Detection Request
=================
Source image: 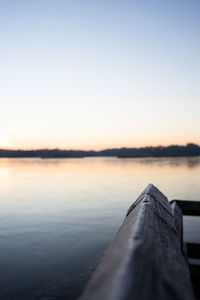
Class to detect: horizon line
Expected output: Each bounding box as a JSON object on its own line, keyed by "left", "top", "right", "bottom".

{"left": 0, "top": 142, "right": 199, "bottom": 152}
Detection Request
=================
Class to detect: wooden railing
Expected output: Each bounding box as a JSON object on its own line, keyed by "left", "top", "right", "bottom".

{"left": 79, "top": 184, "right": 196, "bottom": 300}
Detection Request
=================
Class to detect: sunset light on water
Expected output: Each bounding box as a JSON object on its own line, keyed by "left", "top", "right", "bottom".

{"left": 0, "top": 0, "right": 199, "bottom": 299}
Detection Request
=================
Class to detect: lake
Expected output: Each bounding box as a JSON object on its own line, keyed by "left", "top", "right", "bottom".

{"left": 0, "top": 157, "right": 200, "bottom": 300}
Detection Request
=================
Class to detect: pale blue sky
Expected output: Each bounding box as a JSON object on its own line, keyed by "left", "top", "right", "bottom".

{"left": 0, "top": 0, "right": 199, "bottom": 149}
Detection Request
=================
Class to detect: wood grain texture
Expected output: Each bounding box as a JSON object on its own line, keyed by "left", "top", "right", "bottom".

{"left": 79, "top": 184, "right": 194, "bottom": 300}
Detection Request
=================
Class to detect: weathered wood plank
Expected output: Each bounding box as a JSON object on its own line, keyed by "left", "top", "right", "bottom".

{"left": 171, "top": 199, "right": 200, "bottom": 299}
{"left": 170, "top": 200, "right": 200, "bottom": 216}
{"left": 79, "top": 184, "right": 194, "bottom": 300}
{"left": 170, "top": 200, "right": 183, "bottom": 248}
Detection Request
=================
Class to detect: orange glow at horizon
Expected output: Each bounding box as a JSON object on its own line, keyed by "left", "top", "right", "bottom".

{"left": 2, "top": 137, "right": 200, "bottom": 151}
{"left": 0, "top": 0, "right": 199, "bottom": 157}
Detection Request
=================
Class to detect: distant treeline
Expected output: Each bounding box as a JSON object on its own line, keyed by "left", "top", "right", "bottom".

{"left": 0, "top": 143, "right": 200, "bottom": 158}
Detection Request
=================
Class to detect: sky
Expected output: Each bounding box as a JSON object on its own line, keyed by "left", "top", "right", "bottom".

{"left": 0, "top": 0, "right": 199, "bottom": 150}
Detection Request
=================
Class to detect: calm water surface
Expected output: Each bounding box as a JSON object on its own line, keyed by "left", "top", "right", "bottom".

{"left": 0, "top": 157, "right": 200, "bottom": 300}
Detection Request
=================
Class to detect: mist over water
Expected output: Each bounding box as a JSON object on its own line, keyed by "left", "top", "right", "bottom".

{"left": 0, "top": 157, "right": 200, "bottom": 299}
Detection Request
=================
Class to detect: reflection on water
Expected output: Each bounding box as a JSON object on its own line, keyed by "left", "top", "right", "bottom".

{"left": 0, "top": 157, "right": 200, "bottom": 299}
